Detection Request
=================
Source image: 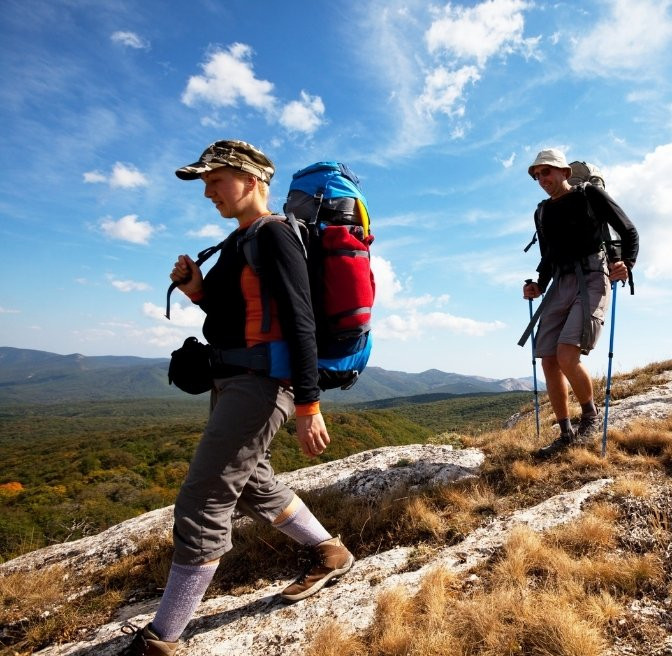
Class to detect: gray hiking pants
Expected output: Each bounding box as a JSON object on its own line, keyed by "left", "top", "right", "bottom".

{"left": 173, "top": 374, "right": 296, "bottom": 565}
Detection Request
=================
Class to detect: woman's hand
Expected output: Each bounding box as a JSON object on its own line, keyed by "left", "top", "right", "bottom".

{"left": 295, "top": 413, "right": 331, "bottom": 458}
{"left": 170, "top": 254, "right": 203, "bottom": 297}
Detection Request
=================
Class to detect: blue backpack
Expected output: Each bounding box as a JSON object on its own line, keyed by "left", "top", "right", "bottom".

{"left": 166, "top": 162, "right": 375, "bottom": 392}
{"left": 241, "top": 162, "right": 375, "bottom": 390}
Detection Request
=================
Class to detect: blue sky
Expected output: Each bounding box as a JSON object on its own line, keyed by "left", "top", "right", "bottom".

{"left": 2, "top": 0, "right": 671, "bottom": 380}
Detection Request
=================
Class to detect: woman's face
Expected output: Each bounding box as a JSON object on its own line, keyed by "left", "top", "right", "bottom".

{"left": 202, "top": 167, "right": 250, "bottom": 218}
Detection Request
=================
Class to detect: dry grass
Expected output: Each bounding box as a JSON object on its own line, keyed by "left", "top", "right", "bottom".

{"left": 314, "top": 518, "right": 664, "bottom": 656}
{"left": 2, "top": 361, "right": 672, "bottom": 655}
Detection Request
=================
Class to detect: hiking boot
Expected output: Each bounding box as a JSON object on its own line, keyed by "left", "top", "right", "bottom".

{"left": 534, "top": 429, "right": 576, "bottom": 459}
{"left": 118, "top": 623, "right": 179, "bottom": 656}
{"left": 575, "top": 409, "right": 602, "bottom": 443}
{"left": 280, "top": 535, "right": 355, "bottom": 602}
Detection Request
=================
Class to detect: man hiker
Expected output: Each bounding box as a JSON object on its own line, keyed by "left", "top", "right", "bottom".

{"left": 522, "top": 148, "right": 638, "bottom": 459}
{"left": 119, "top": 140, "right": 354, "bottom": 656}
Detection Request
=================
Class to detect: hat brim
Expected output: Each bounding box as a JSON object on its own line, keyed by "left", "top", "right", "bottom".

{"left": 175, "top": 161, "right": 227, "bottom": 180}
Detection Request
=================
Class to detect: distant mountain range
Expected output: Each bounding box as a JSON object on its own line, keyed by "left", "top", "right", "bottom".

{"left": 0, "top": 347, "right": 543, "bottom": 405}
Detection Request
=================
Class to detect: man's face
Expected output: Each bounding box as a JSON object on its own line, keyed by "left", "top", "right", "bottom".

{"left": 531, "top": 165, "right": 568, "bottom": 199}
{"left": 201, "top": 167, "right": 249, "bottom": 218}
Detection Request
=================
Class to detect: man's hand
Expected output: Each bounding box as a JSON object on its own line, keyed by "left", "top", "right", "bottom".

{"left": 523, "top": 281, "right": 542, "bottom": 299}
{"left": 608, "top": 260, "right": 629, "bottom": 282}
{"left": 296, "top": 413, "right": 331, "bottom": 458}
{"left": 170, "top": 254, "right": 203, "bottom": 297}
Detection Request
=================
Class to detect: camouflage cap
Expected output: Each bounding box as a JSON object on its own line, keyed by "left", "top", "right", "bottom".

{"left": 175, "top": 139, "right": 275, "bottom": 183}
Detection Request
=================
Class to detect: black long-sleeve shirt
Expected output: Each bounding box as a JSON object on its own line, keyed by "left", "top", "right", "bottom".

{"left": 535, "top": 184, "right": 639, "bottom": 291}
{"left": 196, "top": 220, "right": 319, "bottom": 406}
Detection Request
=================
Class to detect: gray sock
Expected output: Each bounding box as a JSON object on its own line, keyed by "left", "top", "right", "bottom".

{"left": 151, "top": 561, "right": 218, "bottom": 642}
{"left": 581, "top": 400, "right": 597, "bottom": 417}
{"left": 274, "top": 499, "right": 331, "bottom": 546}
{"left": 559, "top": 417, "right": 572, "bottom": 434}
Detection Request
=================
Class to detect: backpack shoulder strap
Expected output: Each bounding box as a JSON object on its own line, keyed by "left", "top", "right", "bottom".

{"left": 165, "top": 233, "right": 234, "bottom": 320}
{"left": 524, "top": 199, "right": 546, "bottom": 253}
{"left": 238, "top": 214, "right": 308, "bottom": 333}
{"left": 239, "top": 214, "right": 306, "bottom": 274}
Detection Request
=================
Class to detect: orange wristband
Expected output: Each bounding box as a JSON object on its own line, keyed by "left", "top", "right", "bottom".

{"left": 295, "top": 401, "right": 320, "bottom": 417}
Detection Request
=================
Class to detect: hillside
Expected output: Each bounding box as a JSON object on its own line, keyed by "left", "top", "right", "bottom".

{"left": 1, "top": 360, "right": 671, "bottom": 656}
{"left": 0, "top": 347, "right": 542, "bottom": 405}
{"left": 0, "top": 391, "right": 529, "bottom": 560}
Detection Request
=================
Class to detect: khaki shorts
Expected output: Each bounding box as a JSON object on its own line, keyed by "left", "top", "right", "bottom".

{"left": 535, "top": 253, "right": 610, "bottom": 358}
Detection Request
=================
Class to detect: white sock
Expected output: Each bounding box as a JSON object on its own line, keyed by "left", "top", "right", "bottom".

{"left": 151, "top": 561, "right": 218, "bottom": 642}
{"left": 274, "top": 499, "right": 331, "bottom": 546}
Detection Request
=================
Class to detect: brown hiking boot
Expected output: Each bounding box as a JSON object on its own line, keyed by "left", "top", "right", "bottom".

{"left": 119, "top": 623, "right": 179, "bottom": 656}
{"left": 280, "top": 535, "right": 355, "bottom": 602}
{"left": 575, "top": 408, "right": 602, "bottom": 443}
{"left": 534, "top": 429, "right": 576, "bottom": 459}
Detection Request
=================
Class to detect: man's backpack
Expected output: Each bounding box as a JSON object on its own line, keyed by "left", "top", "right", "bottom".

{"left": 567, "top": 160, "right": 605, "bottom": 189}
{"left": 165, "top": 161, "right": 375, "bottom": 392}
{"left": 567, "top": 160, "right": 622, "bottom": 263}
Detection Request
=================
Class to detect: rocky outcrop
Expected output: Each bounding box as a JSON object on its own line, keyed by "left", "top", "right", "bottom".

{"left": 34, "top": 479, "right": 613, "bottom": 656}
{"left": 606, "top": 371, "right": 672, "bottom": 429}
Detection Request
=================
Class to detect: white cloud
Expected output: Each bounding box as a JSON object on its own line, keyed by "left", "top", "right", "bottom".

{"left": 143, "top": 301, "right": 204, "bottom": 328}
{"left": 279, "top": 91, "right": 325, "bottom": 134}
{"left": 109, "top": 278, "right": 151, "bottom": 292}
{"left": 416, "top": 65, "right": 480, "bottom": 117}
{"left": 426, "top": 0, "right": 537, "bottom": 66}
{"left": 181, "top": 45, "right": 326, "bottom": 134}
{"left": 413, "top": 0, "right": 537, "bottom": 126}
{"left": 111, "top": 31, "right": 150, "bottom": 49}
{"left": 372, "top": 255, "right": 450, "bottom": 310}
{"left": 370, "top": 255, "right": 500, "bottom": 340}
{"left": 99, "top": 214, "right": 161, "bottom": 245}
{"left": 375, "top": 310, "right": 505, "bottom": 340}
{"left": 83, "top": 162, "right": 148, "bottom": 188}
{"left": 500, "top": 152, "right": 516, "bottom": 168}
{"left": 187, "top": 224, "right": 229, "bottom": 240}
{"left": 110, "top": 163, "right": 149, "bottom": 188}
{"left": 143, "top": 325, "right": 194, "bottom": 348}
{"left": 605, "top": 143, "right": 672, "bottom": 279}
{"left": 182, "top": 43, "right": 276, "bottom": 111}
{"left": 83, "top": 170, "right": 107, "bottom": 184}
{"left": 0, "top": 306, "right": 20, "bottom": 314}
{"left": 570, "top": 0, "right": 672, "bottom": 76}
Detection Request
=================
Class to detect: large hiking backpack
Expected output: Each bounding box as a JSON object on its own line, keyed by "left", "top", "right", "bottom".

{"left": 567, "top": 160, "right": 605, "bottom": 189}
{"left": 243, "top": 161, "right": 375, "bottom": 390}
{"left": 165, "top": 161, "right": 375, "bottom": 392}
{"left": 567, "top": 160, "right": 622, "bottom": 263}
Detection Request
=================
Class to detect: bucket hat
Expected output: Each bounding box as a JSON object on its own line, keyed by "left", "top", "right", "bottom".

{"left": 528, "top": 149, "right": 572, "bottom": 179}
{"left": 176, "top": 140, "right": 275, "bottom": 183}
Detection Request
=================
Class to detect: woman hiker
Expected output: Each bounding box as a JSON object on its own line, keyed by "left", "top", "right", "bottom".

{"left": 120, "top": 140, "right": 354, "bottom": 656}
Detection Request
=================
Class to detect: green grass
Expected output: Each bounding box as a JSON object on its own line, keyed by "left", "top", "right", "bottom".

{"left": 0, "top": 392, "right": 531, "bottom": 562}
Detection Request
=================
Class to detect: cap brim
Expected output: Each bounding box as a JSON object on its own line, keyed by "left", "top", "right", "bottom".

{"left": 175, "top": 162, "right": 226, "bottom": 180}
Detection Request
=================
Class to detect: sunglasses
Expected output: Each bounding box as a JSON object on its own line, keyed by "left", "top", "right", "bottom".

{"left": 532, "top": 167, "right": 553, "bottom": 181}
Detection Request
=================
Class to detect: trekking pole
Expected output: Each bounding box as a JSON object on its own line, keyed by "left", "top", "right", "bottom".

{"left": 601, "top": 281, "right": 618, "bottom": 457}
{"left": 525, "top": 279, "right": 541, "bottom": 440}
